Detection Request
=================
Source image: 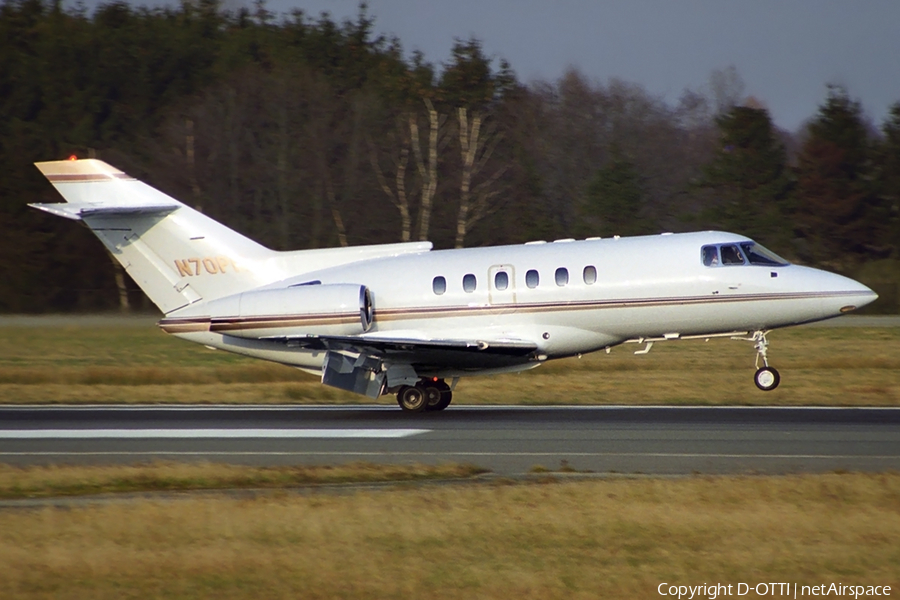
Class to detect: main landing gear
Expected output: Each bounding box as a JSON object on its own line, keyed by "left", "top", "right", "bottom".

{"left": 745, "top": 330, "right": 780, "bottom": 391}
{"left": 396, "top": 378, "right": 453, "bottom": 413}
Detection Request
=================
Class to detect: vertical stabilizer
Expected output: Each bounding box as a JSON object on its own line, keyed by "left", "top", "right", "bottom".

{"left": 32, "top": 159, "right": 274, "bottom": 314}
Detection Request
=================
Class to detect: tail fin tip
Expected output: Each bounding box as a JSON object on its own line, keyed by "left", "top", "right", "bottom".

{"left": 34, "top": 158, "right": 135, "bottom": 183}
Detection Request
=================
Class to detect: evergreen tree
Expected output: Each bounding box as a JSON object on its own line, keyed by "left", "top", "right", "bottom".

{"left": 794, "top": 85, "right": 882, "bottom": 265}
{"left": 874, "top": 102, "right": 900, "bottom": 258}
{"left": 583, "top": 147, "right": 645, "bottom": 237}
{"left": 696, "top": 104, "right": 793, "bottom": 245}
{"left": 438, "top": 37, "right": 497, "bottom": 110}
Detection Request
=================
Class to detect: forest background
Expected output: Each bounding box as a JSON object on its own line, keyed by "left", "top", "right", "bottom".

{"left": 1, "top": 0, "right": 898, "bottom": 313}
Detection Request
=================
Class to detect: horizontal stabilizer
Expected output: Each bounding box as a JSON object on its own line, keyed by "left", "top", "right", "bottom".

{"left": 32, "top": 159, "right": 186, "bottom": 217}
{"left": 28, "top": 201, "right": 179, "bottom": 221}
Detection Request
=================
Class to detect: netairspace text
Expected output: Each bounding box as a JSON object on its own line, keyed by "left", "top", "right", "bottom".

{"left": 658, "top": 582, "right": 892, "bottom": 599}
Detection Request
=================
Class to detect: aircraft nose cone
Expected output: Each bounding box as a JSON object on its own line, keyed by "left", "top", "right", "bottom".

{"left": 789, "top": 266, "right": 880, "bottom": 323}
{"left": 830, "top": 273, "right": 878, "bottom": 313}
{"left": 849, "top": 282, "right": 879, "bottom": 312}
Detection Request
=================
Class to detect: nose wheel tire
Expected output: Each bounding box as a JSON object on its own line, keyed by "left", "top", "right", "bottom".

{"left": 754, "top": 366, "right": 780, "bottom": 391}
{"left": 397, "top": 385, "right": 427, "bottom": 412}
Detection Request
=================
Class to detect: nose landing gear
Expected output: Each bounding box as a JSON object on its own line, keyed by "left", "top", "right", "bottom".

{"left": 396, "top": 378, "right": 453, "bottom": 412}
{"left": 747, "top": 330, "right": 780, "bottom": 391}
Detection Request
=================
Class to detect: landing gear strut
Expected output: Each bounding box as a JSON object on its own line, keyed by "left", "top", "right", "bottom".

{"left": 747, "top": 330, "right": 780, "bottom": 391}
{"left": 395, "top": 378, "right": 453, "bottom": 412}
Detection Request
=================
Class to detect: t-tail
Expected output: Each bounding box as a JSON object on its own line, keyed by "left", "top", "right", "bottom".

{"left": 32, "top": 159, "right": 274, "bottom": 314}
{"left": 32, "top": 159, "right": 432, "bottom": 315}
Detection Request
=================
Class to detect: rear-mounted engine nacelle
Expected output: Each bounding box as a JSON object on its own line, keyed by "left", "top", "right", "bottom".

{"left": 200, "top": 283, "right": 374, "bottom": 338}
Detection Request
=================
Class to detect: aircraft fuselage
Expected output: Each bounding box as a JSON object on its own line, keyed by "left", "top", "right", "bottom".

{"left": 163, "top": 231, "right": 874, "bottom": 376}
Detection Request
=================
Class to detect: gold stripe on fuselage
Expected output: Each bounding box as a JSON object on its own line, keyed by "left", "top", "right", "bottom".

{"left": 157, "top": 290, "right": 870, "bottom": 334}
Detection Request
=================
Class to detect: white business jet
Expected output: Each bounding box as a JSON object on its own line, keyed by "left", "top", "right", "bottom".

{"left": 31, "top": 158, "right": 877, "bottom": 411}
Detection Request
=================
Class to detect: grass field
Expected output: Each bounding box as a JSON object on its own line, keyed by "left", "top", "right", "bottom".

{"left": 0, "top": 320, "right": 897, "bottom": 405}
{"left": 0, "top": 472, "right": 897, "bottom": 599}
{"left": 0, "top": 462, "right": 489, "bottom": 500}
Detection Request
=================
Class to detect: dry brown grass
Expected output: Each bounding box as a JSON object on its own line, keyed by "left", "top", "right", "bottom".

{"left": 0, "top": 462, "right": 489, "bottom": 499}
{"left": 0, "top": 473, "right": 897, "bottom": 599}
{"left": 1, "top": 324, "right": 898, "bottom": 405}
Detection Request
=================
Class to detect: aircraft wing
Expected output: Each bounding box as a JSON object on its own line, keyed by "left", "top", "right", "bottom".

{"left": 264, "top": 333, "right": 539, "bottom": 358}
{"left": 262, "top": 334, "right": 539, "bottom": 375}
{"left": 259, "top": 334, "right": 538, "bottom": 398}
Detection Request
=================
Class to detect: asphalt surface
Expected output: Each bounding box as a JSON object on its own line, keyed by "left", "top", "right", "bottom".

{"left": 1, "top": 405, "right": 898, "bottom": 475}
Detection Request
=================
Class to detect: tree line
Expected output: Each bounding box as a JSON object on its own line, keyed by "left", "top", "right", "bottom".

{"left": 1, "top": 0, "right": 898, "bottom": 312}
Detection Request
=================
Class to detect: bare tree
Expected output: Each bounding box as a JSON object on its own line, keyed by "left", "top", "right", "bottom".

{"left": 368, "top": 117, "right": 415, "bottom": 242}
{"left": 410, "top": 98, "right": 444, "bottom": 241}
{"left": 368, "top": 98, "right": 447, "bottom": 243}
{"left": 455, "top": 107, "right": 507, "bottom": 248}
{"left": 530, "top": 70, "right": 609, "bottom": 234}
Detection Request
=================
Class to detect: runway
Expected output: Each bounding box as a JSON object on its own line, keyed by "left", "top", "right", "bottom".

{"left": 1, "top": 405, "right": 898, "bottom": 475}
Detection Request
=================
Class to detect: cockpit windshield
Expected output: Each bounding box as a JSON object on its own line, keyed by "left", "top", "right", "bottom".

{"left": 739, "top": 242, "right": 789, "bottom": 266}
{"left": 701, "top": 242, "right": 789, "bottom": 267}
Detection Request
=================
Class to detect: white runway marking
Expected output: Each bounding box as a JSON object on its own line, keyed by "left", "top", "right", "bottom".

{"left": 0, "top": 429, "right": 430, "bottom": 440}
{"left": 0, "top": 451, "right": 896, "bottom": 460}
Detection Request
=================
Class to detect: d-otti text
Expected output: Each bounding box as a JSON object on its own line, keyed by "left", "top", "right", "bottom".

{"left": 658, "top": 582, "right": 891, "bottom": 599}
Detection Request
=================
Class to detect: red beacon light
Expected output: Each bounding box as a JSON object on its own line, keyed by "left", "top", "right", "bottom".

{"left": 68, "top": 155, "right": 78, "bottom": 161}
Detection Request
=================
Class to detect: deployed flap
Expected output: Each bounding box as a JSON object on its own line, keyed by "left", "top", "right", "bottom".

{"left": 322, "top": 352, "right": 385, "bottom": 398}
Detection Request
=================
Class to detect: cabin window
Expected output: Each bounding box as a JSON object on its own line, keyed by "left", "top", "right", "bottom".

{"left": 494, "top": 271, "right": 509, "bottom": 291}
{"left": 555, "top": 267, "right": 569, "bottom": 286}
{"left": 583, "top": 265, "right": 597, "bottom": 284}
{"left": 720, "top": 244, "right": 745, "bottom": 265}
{"left": 463, "top": 273, "right": 477, "bottom": 293}
{"left": 432, "top": 276, "right": 446, "bottom": 295}
{"left": 526, "top": 269, "right": 539, "bottom": 289}
{"left": 701, "top": 245, "right": 719, "bottom": 266}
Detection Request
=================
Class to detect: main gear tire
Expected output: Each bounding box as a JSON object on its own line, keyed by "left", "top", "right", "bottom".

{"left": 397, "top": 385, "right": 427, "bottom": 412}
